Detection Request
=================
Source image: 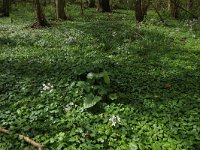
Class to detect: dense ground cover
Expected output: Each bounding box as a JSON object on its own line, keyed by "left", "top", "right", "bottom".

{"left": 0, "top": 3, "right": 200, "bottom": 150}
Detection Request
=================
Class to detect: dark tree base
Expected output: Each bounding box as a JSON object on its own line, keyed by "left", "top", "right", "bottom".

{"left": 0, "top": 13, "right": 9, "bottom": 17}
{"left": 101, "top": 0, "right": 111, "bottom": 12}
{"left": 31, "top": 21, "right": 50, "bottom": 29}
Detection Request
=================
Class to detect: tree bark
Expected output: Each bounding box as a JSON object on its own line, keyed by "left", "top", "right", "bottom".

{"left": 2, "top": 0, "right": 10, "bottom": 17}
{"left": 33, "top": 0, "right": 48, "bottom": 27}
{"left": 187, "top": 0, "right": 193, "bottom": 10}
{"left": 55, "top": 0, "right": 67, "bottom": 20}
{"left": 170, "top": 0, "right": 179, "bottom": 18}
{"left": 88, "top": 0, "right": 95, "bottom": 7}
{"left": 96, "top": 0, "right": 102, "bottom": 11}
{"left": 135, "top": 0, "right": 149, "bottom": 22}
{"left": 101, "top": 0, "right": 111, "bottom": 12}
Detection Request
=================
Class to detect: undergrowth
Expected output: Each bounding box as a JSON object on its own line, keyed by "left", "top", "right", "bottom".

{"left": 0, "top": 3, "right": 200, "bottom": 150}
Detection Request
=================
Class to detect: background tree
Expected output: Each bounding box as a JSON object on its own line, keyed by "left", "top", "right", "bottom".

{"left": 101, "top": 0, "right": 111, "bottom": 12}
{"left": 170, "top": 0, "right": 179, "bottom": 18}
{"left": 55, "top": 0, "right": 67, "bottom": 20}
{"left": 33, "top": 0, "right": 48, "bottom": 27}
{"left": 88, "top": 0, "right": 95, "bottom": 7}
{"left": 187, "top": 0, "right": 193, "bottom": 11}
{"left": 1, "top": 0, "right": 10, "bottom": 17}
{"left": 96, "top": 0, "right": 102, "bottom": 11}
{"left": 135, "top": 0, "right": 149, "bottom": 22}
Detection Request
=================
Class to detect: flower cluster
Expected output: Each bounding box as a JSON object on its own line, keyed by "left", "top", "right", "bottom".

{"left": 66, "top": 36, "right": 76, "bottom": 44}
{"left": 42, "top": 83, "right": 54, "bottom": 93}
{"left": 109, "top": 115, "right": 121, "bottom": 126}
{"left": 112, "top": 31, "right": 117, "bottom": 37}
{"left": 184, "top": 18, "right": 200, "bottom": 27}
{"left": 64, "top": 102, "right": 77, "bottom": 112}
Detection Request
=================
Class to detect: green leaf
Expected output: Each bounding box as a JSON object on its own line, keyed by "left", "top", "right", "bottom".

{"left": 83, "top": 94, "right": 102, "bottom": 109}
{"left": 96, "top": 72, "right": 104, "bottom": 78}
{"left": 77, "top": 81, "right": 90, "bottom": 92}
{"left": 77, "top": 81, "right": 86, "bottom": 87}
{"left": 108, "top": 93, "right": 117, "bottom": 100}
{"left": 129, "top": 142, "right": 138, "bottom": 150}
{"left": 103, "top": 71, "right": 110, "bottom": 86}
{"left": 152, "top": 142, "right": 161, "bottom": 150}
{"left": 98, "top": 86, "right": 108, "bottom": 95}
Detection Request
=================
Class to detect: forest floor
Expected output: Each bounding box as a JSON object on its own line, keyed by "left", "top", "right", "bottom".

{"left": 0, "top": 3, "right": 200, "bottom": 150}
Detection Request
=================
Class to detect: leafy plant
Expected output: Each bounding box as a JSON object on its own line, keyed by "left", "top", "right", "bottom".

{"left": 77, "top": 71, "right": 117, "bottom": 109}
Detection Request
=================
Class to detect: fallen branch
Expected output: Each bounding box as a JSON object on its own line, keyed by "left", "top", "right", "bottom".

{"left": 134, "top": 31, "right": 145, "bottom": 40}
{"left": 0, "top": 128, "right": 43, "bottom": 150}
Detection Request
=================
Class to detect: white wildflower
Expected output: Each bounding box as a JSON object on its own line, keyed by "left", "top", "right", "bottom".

{"left": 64, "top": 102, "right": 76, "bottom": 112}
{"left": 112, "top": 32, "right": 117, "bottom": 37}
{"left": 42, "top": 83, "right": 54, "bottom": 93}
{"left": 109, "top": 115, "right": 121, "bottom": 126}
{"left": 64, "top": 105, "right": 71, "bottom": 112}
{"left": 66, "top": 36, "right": 76, "bottom": 44}
{"left": 69, "top": 102, "right": 74, "bottom": 106}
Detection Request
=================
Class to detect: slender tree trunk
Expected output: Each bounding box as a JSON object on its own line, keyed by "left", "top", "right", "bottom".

{"left": 135, "top": 0, "right": 149, "bottom": 22}
{"left": 170, "top": 0, "right": 179, "bottom": 18}
{"left": 88, "top": 0, "right": 95, "bottom": 7}
{"left": 33, "top": 0, "right": 48, "bottom": 27}
{"left": 55, "top": 0, "right": 67, "bottom": 20}
{"left": 80, "top": 0, "right": 84, "bottom": 15}
{"left": 156, "top": 0, "right": 162, "bottom": 11}
{"left": 2, "top": 0, "right": 10, "bottom": 17}
{"left": 96, "top": 0, "right": 102, "bottom": 11}
{"left": 168, "top": 0, "right": 171, "bottom": 11}
{"left": 101, "top": 0, "right": 111, "bottom": 12}
{"left": 187, "top": 0, "right": 193, "bottom": 10}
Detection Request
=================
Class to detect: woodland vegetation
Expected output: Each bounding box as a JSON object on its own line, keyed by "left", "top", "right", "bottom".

{"left": 0, "top": 0, "right": 200, "bottom": 149}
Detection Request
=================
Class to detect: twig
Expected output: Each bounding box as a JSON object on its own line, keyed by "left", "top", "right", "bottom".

{"left": 134, "top": 31, "right": 145, "bottom": 40}
{"left": 0, "top": 127, "right": 43, "bottom": 150}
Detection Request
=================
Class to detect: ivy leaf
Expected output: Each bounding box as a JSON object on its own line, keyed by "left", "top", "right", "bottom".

{"left": 108, "top": 93, "right": 117, "bottom": 100}
{"left": 152, "top": 142, "right": 161, "bottom": 150}
{"left": 103, "top": 71, "right": 110, "bottom": 86}
{"left": 77, "top": 81, "right": 85, "bottom": 87}
{"left": 77, "top": 81, "right": 90, "bottom": 92}
{"left": 129, "top": 142, "right": 138, "bottom": 150}
{"left": 83, "top": 94, "right": 102, "bottom": 109}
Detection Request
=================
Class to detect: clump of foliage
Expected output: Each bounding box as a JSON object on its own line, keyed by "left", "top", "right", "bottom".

{"left": 76, "top": 71, "right": 117, "bottom": 109}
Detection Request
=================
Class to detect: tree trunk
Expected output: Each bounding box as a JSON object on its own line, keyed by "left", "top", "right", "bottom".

{"left": 80, "top": 0, "right": 84, "bottom": 15}
{"left": 170, "top": 0, "right": 179, "bottom": 18}
{"left": 55, "top": 0, "right": 67, "bottom": 20}
{"left": 101, "top": 0, "right": 111, "bottom": 12}
{"left": 135, "top": 0, "right": 149, "bottom": 22}
{"left": 2, "top": 0, "right": 10, "bottom": 17}
{"left": 96, "top": 0, "right": 102, "bottom": 11}
{"left": 33, "top": 0, "right": 48, "bottom": 27}
{"left": 88, "top": 0, "right": 95, "bottom": 7}
{"left": 168, "top": 0, "right": 171, "bottom": 11}
{"left": 187, "top": 0, "right": 193, "bottom": 10}
{"left": 156, "top": 0, "right": 162, "bottom": 11}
